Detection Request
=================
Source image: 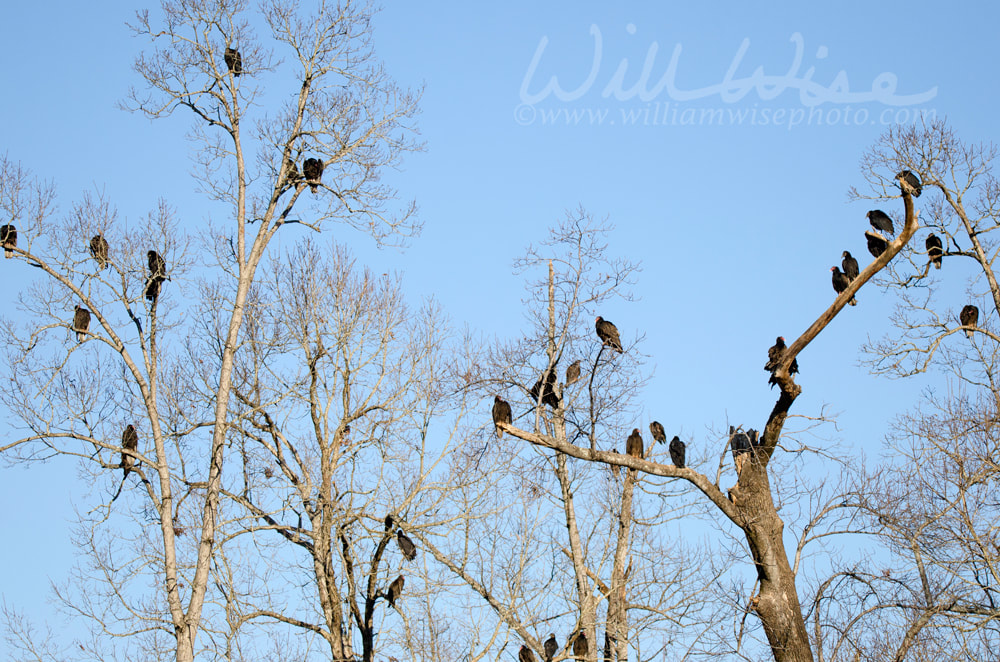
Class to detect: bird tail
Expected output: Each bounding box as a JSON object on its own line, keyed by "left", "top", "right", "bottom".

{"left": 4, "top": 249, "right": 10, "bottom": 258}
{"left": 310, "top": 184, "right": 318, "bottom": 194}
{"left": 965, "top": 328, "right": 974, "bottom": 339}
{"left": 935, "top": 261, "right": 941, "bottom": 269}
{"left": 849, "top": 296, "right": 857, "bottom": 306}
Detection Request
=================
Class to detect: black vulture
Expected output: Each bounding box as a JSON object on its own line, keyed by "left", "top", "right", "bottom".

{"left": 90, "top": 234, "right": 109, "bottom": 269}
{"left": 595, "top": 316, "right": 623, "bottom": 353}
{"left": 384, "top": 514, "right": 393, "bottom": 531}
{"left": 842, "top": 250, "right": 859, "bottom": 281}
{"left": 626, "top": 428, "right": 643, "bottom": 458}
{"left": 519, "top": 645, "right": 537, "bottom": 662}
{"left": 303, "top": 158, "right": 324, "bottom": 193}
{"left": 960, "top": 304, "right": 979, "bottom": 339}
{"left": 669, "top": 436, "right": 686, "bottom": 468}
{"left": 146, "top": 250, "right": 167, "bottom": 302}
{"left": 544, "top": 634, "right": 557, "bottom": 661}
{"left": 865, "top": 230, "right": 888, "bottom": 258}
{"left": 573, "top": 631, "right": 588, "bottom": 659}
{"left": 867, "top": 210, "right": 894, "bottom": 235}
{"left": 397, "top": 529, "right": 417, "bottom": 561}
{"left": 492, "top": 395, "right": 512, "bottom": 438}
{"left": 898, "top": 170, "right": 922, "bottom": 197}
{"left": 121, "top": 424, "right": 138, "bottom": 478}
{"left": 530, "top": 370, "right": 560, "bottom": 409}
{"left": 926, "top": 233, "right": 943, "bottom": 269}
{"left": 224, "top": 47, "right": 242, "bottom": 75}
{"left": 649, "top": 420, "right": 666, "bottom": 444}
{"left": 1, "top": 224, "right": 16, "bottom": 258}
{"left": 565, "top": 360, "right": 581, "bottom": 386}
{"left": 831, "top": 266, "right": 856, "bottom": 305}
{"left": 386, "top": 575, "right": 404, "bottom": 608}
{"left": 764, "top": 336, "right": 799, "bottom": 388}
{"left": 73, "top": 305, "right": 91, "bottom": 342}
{"left": 729, "top": 426, "right": 751, "bottom": 460}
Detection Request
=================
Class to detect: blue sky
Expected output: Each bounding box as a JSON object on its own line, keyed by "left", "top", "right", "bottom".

{"left": 1, "top": 0, "right": 997, "bottom": 648}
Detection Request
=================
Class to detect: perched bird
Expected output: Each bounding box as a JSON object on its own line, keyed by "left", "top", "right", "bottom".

{"left": 121, "top": 424, "right": 138, "bottom": 478}
{"left": 384, "top": 514, "right": 393, "bottom": 531}
{"left": 831, "top": 267, "right": 856, "bottom": 305}
{"left": 764, "top": 336, "right": 799, "bottom": 388}
{"left": 669, "top": 436, "right": 686, "bottom": 468}
{"left": 492, "top": 395, "right": 512, "bottom": 438}
{"left": 573, "top": 631, "right": 588, "bottom": 659}
{"left": 224, "top": 47, "right": 242, "bottom": 75}
{"left": 565, "top": 360, "right": 581, "bottom": 386}
{"left": 926, "top": 233, "right": 943, "bottom": 269}
{"left": 146, "top": 250, "right": 167, "bottom": 302}
{"left": 1, "top": 224, "right": 16, "bottom": 258}
{"left": 530, "top": 370, "right": 560, "bottom": 409}
{"left": 960, "top": 304, "right": 979, "bottom": 339}
{"left": 626, "top": 428, "right": 643, "bottom": 458}
{"left": 898, "top": 170, "right": 922, "bottom": 197}
{"left": 544, "top": 634, "right": 558, "bottom": 661}
{"left": 90, "top": 234, "right": 109, "bottom": 269}
{"left": 867, "top": 209, "right": 894, "bottom": 235}
{"left": 73, "top": 305, "right": 91, "bottom": 342}
{"left": 841, "top": 251, "right": 859, "bottom": 281}
{"left": 386, "top": 575, "right": 404, "bottom": 608}
{"left": 303, "top": 158, "right": 324, "bottom": 193}
{"left": 649, "top": 421, "right": 666, "bottom": 445}
{"left": 519, "top": 645, "right": 537, "bottom": 662}
{"left": 595, "top": 316, "right": 623, "bottom": 353}
{"left": 397, "top": 529, "right": 417, "bottom": 561}
{"left": 865, "top": 230, "right": 889, "bottom": 258}
{"left": 730, "top": 426, "right": 751, "bottom": 460}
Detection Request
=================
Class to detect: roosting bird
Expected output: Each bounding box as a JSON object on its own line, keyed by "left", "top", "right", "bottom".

{"left": 764, "top": 336, "right": 799, "bottom": 387}
{"left": 121, "top": 424, "right": 138, "bottom": 478}
{"left": 669, "top": 435, "right": 686, "bottom": 468}
{"left": 544, "top": 634, "right": 558, "bottom": 661}
{"left": 386, "top": 575, "right": 404, "bottom": 608}
{"left": 224, "top": 47, "right": 242, "bottom": 75}
{"left": 747, "top": 429, "right": 760, "bottom": 448}
{"left": 626, "top": 428, "right": 643, "bottom": 458}
{"left": 565, "top": 360, "right": 581, "bottom": 386}
{"left": 867, "top": 209, "right": 894, "bottom": 235}
{"left": 519, "top": 645, "right": 537, "bottom": 662}
{"left": 384, "top": 514, "right": 394, "bottom": 531}
{"left": 729, "top": 426, "right": 751, "bottom": 461}
{"left": 530, "top": 370, "right": 560, "bottom": 409}
{"left": 830, "top": 266, "right": 856, "bottom": 305}
{"left": 595, "top": 316, "right": 623, "bottom": 353}
{"left": 898, "top": 170, "right": 922, "bottom": 197}
{"left": 492, "top": 395, "right": 512, "bottom": 438}
{"left": 573, "top": 631, "right": 588, "bottom": 659}
{"left": 303, "top": 158, "right": 324, "bottom": 193}
{"left": 961, "top": 304, "right": 979, "bottom": 339}
{"left": 841, "top": 251, "right": 859, "bottom": 281}
{"left": 146, "top": 250, "right": 167, "bottom": 302}
{"left": 649, "top": 421, "right": 666, "bottom": 445}
{"left": 73, "top": 305, "right": 91, "bottom": 342}
{"left": 926, "top": 233, "right": 943, "bottom": 269}
{"left": 397, "top": 529, "right": 417, "bottom": 561}
{"left": 1, "top": 224, "right": 16, "bottom": 258}
{"left": 90, "top": 234, "right": 109, "bottom": 269}
{"left": 865, "top": 230, "right": 888, "bottom": 258}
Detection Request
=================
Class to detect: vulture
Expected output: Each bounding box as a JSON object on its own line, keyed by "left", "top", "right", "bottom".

{"left": 831, "top": 267, "right": 856, "bottom": 305}
{"left": 384, "top": 514, "right": 394, "bottom": 531}
{"left": 565, "top": 360, "right": 581, "bottom": 386}
{"left": 626, "top": 428, "right": 643, "bottom": 458}
{"left": 960, "top": 304, "right": 979, "bottom": 339}
{"left": 729, "top": 426, "right": 751, "bottom": 460}
{"left": 303, "top": 158, "right": 324, "bottom": 193}
{"left": 386, "top": 575, "right": 404, "bottom": 608}
{"left": 146, "top": 250, "right": 167, "bottom": 302}
{"left": 397, "top": 529, "right": 417, "bottom": 561}
{"left": 530, "top": 370, "right": 560, "bottom": 409}
{"left": 544, "top": 634, "right": 558, "bottom": 661}
{"left": 669, "top": 436, "right": 686, "bottom": 468}
{"left": 764, "top": 336, "right": 799, "bottom": 387}
{"left": 2, "top": 224, "right": 16, "bottom": 258}
{"left": 519, "top": 645, "right": 537, "bottom": 662}
{"left": 841, "top": 251, "right": 859, "bottom": 281}
{"left": 865, "top": 230, "right": 888, "bottom": 258}
{"left": 595, "top": 316, "right": 623, "bottom": 353}
{"left": 573, "top": 631, "right": 588, "bottom": 660}
{"left": 90, "top": 234, "right": 109, "bottom": 269}
{"left": 649, "top": 420, "right": 666, "bottom": 445}
{"left": 898, "top": 170, "right": 922, "bottom": 197}
{"left": 121, "top": 424, "right": 138, "bottom": 478}
{"left": 926, "top": 233, "right": 943, "bottom": 269}
{"left": 867, "top": 209, "right": 894, "bottom": 235}
{"left": 73, "top": 305, "right": 91, "bottom": 342}
{"left": 224, "top": 47, "right": 242, "bottom": 75}
{"left": 492, "top": 395, "right": 512, "bottom": 438}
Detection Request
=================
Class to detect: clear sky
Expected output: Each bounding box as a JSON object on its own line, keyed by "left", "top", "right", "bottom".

{"left": 1, "top": 0, "right": 998, "bottom": 650}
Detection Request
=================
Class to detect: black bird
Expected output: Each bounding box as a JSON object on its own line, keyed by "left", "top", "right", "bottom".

{"left": 649, "top": 421, "right": 666, "bottom": 444}
{"left": 397, "top": 529, "right": 417, "bottom": 561}
{"left": 865, "top": 230, "right": 888, "bottom": 258}
{"left": 831, "top": 266, "right": 856, "bottom": 305}
{"left": 867, "top": 209, "right": 894, "bottom": 235}
{"left": 492, "top": 395, "right": 512, "bottom": 438}
{"left": 764, "top": 336, "right": 799, "bottom": 388}
{"left": 926, "top": 233, "right": 943, "bottom": 269}
{"left": 224, "top": 47, "right": 242, "bottom": 75}
{"left": 384, "top": 514, "right": 393, "bottom": 531}
{"left": 1, "top": 224, "right": 16, "bottom": 258}
{"left": 669, "top": 435, "right": 686, "bottom": 468}
{"left": 386, "top": 575, "right": 404, "bottom": 608}
{"left": 544, "top": 634, "right": 557, "bottom": 661}
{"left": 121, "top": 424, "right": 138, "bottom": 478}
{"left": 530, "top": 370, "right": 560, "bottom": 409}
{"left": 729, "top": 426, "right": 751, "bottom": 461}
{"left": 303, "top": 158, "right": 324, "bottom": 193}
{"left": 73, "top": 305, "right": 91, "bottom": 342}
{"left": 960, "top": 304, "right": 979, "bottom": 339}
{"left": 565, "top": 360, "right": 581, "bottom": 386}
{"left": 841, "top": 251, "right": 859, "bottom": 281}
{"left": 90, "top": 234, "right": 109, "bottom": 269}
{"left": 898, "top": 170, "right": 922, "bottom": 197}
{"left": 519, "top": 645, "right": 537, "bottom": 662}
{"left": 573, "top": 631, "right": 588, "bottom": 660}
{"left": 626, "top": 428, "right": 643, "bottom": 458}
{"left": 146, "top": 250, "right": 167, "bottom": 302}
{"left": 595, "top": 316, "right": 623, "bottom": 353}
